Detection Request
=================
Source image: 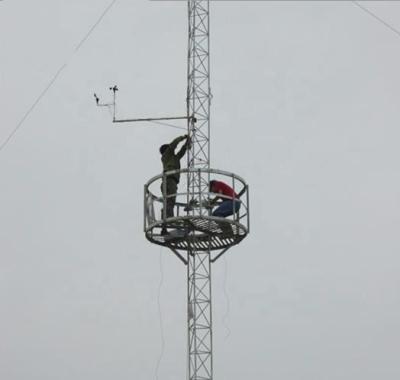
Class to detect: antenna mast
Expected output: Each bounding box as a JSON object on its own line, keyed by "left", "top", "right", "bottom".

{"left": 186, "top": 1, "right": 213, "bottom": 379}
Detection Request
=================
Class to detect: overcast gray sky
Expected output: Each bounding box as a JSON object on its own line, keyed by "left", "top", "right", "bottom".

{"left": 1, "top": 1, "right": 400, "bottom": 379}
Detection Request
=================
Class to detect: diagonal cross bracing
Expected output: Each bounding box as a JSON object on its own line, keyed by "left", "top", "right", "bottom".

{"left": 186, "top": 1, "right": 212, "bottom": 380}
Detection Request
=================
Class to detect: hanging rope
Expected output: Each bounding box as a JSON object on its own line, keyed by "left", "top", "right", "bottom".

{"left": 222, "top": 256, "right": 231, "bottom": 341}
{"left": 155, "top": 247, "right": 165, "bottom": 380}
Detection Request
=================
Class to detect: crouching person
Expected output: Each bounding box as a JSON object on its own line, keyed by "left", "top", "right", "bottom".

{"left": 209, "top": 180, "right": 241, "bottom": 218}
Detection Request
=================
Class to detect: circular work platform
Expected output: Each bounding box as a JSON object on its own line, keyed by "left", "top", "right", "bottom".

{"left": 145, "top": 215, "right": 247, "bottom": 251}
{"left": 144, "top": 168, "right": 250, "bottom": 255}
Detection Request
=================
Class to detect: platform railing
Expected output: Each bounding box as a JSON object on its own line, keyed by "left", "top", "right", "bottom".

{"left": 144, "top": 168, "right": 249, "bottom": 234}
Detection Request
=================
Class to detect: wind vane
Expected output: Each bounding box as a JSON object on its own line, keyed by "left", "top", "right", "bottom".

{"left": 94, "top": 85, "right": 195, "bottom": 125}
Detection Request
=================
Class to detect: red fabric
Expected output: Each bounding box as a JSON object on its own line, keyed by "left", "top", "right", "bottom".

{"left": 211, "top": 181, "right": 237, "bottom": 199}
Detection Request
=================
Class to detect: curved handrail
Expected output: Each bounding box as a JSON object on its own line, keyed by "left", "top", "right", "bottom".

{"left": 145, "top": 167, "right": 248, "bottom": 189}
{"left": 144, "top": 167, "right": 250, "bottom": 235}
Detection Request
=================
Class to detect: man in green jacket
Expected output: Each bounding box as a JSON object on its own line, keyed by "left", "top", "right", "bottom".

{"left": 159, "top": 134, "right": 190, "bottom": 233}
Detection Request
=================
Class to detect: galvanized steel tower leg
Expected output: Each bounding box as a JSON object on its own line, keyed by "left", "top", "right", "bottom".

{"left": 186, "top": 1, "right": 212, "bottom": 380}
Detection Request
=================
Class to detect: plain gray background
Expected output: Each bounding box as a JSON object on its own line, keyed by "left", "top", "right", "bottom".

{"left": 1, "top": 1, "right": 400, "bottom": 379}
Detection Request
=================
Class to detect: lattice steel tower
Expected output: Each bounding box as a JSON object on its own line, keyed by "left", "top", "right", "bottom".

{"left": 186, "top": 2, "right": 213, "bottom": 378}
{"left": 143, "top": 2, "right": 249, "bottom": 380}
{"left": 94, "top": 1, "right": 249, "bottom": 378}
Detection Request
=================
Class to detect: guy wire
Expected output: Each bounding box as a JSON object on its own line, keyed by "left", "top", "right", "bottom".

{"left": 0, "top": 0, "right": 118, "bottom": 153}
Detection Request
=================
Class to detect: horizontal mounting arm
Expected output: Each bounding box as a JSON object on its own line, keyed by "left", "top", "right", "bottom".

{"left": 113, "top": 116, "right": 195, "bottom": 123}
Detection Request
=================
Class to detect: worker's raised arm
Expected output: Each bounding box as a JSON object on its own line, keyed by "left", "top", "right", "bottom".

{"left": 176, "top": 136, "right": 191, "bottom": 159}
{"left": 169, "top": 134, "right": 187, "bottom": 151}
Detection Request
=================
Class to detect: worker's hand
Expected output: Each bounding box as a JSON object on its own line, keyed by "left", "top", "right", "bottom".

{"left": 201, "top": 199, "right": 213, "bottom": 209}
{"left": 184, "top": 198, "right": 198, "bottom": 212}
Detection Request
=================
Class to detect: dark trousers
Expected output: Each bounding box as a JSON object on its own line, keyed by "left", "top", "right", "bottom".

{"left": 161, "top": 177, "right": 178, "bottom": 219}
{"left": 212, "top": 200, "right": 241, "bottom": 218}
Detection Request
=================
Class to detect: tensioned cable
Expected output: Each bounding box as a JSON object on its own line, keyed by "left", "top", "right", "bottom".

{"left": 353, "top": 1, "right": 400, "bottom": 40}
{"left": 149, "top": 120, "right": 186, "bottom": 131}
{"left": 73, "top": 0, "right": 117, "bottom": 53}
{"left": 155, "top": 247, "right": 165, "bottom": 380}
{"left": 0, "top": 64, "right": 67, "bottom": 153}
{"left": 0, "top": 0, "right": 118, "bottom": 154}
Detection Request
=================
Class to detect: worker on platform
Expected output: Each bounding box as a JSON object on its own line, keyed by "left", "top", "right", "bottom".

{"left": 209, "top": 180, "right": 241, "bottom": 218}
{"left": 159, "top": 134, "right": 191, "bottom": 233}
